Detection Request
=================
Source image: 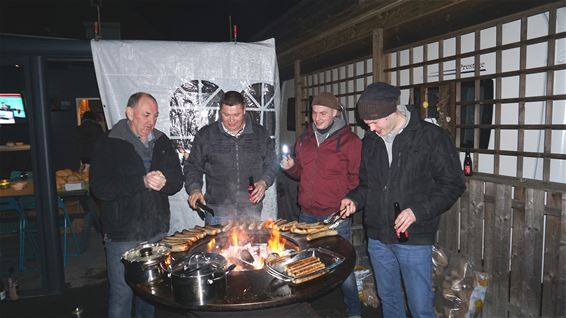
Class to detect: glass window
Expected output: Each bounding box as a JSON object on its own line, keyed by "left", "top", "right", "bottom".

{"left": 460, "top": 79, "right": 494, "bottom": 149}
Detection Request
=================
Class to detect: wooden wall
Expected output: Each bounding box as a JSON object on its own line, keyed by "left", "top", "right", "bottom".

{"left": 437, "top": 173, "right": 565, "bottom": 317}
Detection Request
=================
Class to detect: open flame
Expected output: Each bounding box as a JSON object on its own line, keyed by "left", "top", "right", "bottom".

{"left": 268, "top": 226, "right": 286, "bottom": 255}
{"left": 205, "top": 219, "right": 293, "bottom": 271}
{"left": 164, "top": 254, "right": 172, "bottom": 267}
{"left": 230, "top": 228, "right": 239, "bottom": 246}
{"left": 207, "top": 238, "right": 216, "bottom": 251}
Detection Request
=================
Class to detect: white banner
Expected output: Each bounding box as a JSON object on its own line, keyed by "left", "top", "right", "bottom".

{"left": 91, "top": 39, "right": 280, "bottom": 233}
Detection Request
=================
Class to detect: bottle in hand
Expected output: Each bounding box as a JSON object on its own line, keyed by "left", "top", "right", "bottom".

{"left": 463, "top": 149, "right": 473, "bottom": 176}
{"left": 394, "top": 202, "right": 408, "bottom": 243}
{"left": 248, "top": 176, "right": 255, "bottom": 201}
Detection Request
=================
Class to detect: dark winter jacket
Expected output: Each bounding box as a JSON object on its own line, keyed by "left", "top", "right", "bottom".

{"left": 184, "top": 114, "right": 277, "bottom": 218}
{"left": 285, "top": 121, "right": 361, "bottom": 216}
{"left": 76, "top": 119, "right": 104, "bottom": 164}
{"left": 347, "top": 106, "right": 465, "bottom": 244}
{"left": 90, "top": 130, "right": 183, "bottom": 242}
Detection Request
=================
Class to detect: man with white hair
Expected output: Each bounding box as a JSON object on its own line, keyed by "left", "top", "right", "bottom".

{"left": 90, "top": 92, "right": 183, "bottom": 318}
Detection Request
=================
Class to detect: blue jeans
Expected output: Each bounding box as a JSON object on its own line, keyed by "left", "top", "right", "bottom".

{"left": 104, "top": 233, "right": 165, "bottom": 318}
{"left": 299, "top": 212, "right": 361, "bottom": 317}
{"left": 367, "top": 238, "right": 435, "bottom": 318}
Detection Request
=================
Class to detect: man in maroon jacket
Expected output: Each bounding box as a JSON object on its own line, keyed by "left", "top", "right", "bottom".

{"left": 281, "top": 92, "right": 362, "bottom": 318}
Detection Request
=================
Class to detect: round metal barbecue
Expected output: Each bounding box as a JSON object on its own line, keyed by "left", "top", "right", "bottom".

{"left": 126, "top": 230, "right": 356, "bottom": 311}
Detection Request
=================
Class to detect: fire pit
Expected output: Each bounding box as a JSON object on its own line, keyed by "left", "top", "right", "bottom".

{"left": 193, "top": 226, "right": 300, "bottom": 272}
{"left": 126, "top": 220, "right": 356, "bottom": 311}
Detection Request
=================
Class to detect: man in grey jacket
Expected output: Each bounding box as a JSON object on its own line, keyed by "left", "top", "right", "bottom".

{"left": 184, "top": 91, "right": 277, "bottom": 224}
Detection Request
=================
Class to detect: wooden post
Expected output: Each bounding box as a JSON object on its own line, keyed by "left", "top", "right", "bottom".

{"left": 372, "top": 28, "right": 384, "bottom": 82}
{"left": 494, "top": 23, "right": 502, "bottom": 175}
{"left": 459, "top": 179, "right": 483, "bottom": 264}
{"left": 517, "top": 16, "right": 527, "bottom": 178}
{"left": 543, "top": 9, "right": 556, "bottom": 182}
{"left": 483, "top": 183, "right": 512, "bottom": 317}
{"left": 294, "top": 59, "right": 304, "bottom": 137}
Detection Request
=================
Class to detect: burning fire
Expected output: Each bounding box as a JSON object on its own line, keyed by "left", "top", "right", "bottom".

{"left": 268, "top": 226, "right": 286, "bottom": 255}
{"left": 207, "top": 238, "right": 216, "bottom": 250}
{"left": 206, "top": 219, "right": 293, "bottom": 271}
{"left": 164, "top": 254, "right": 172, "bottom": 267}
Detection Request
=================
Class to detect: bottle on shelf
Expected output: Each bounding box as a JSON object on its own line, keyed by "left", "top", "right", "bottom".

{"left": 393, "top": 202, "right": 409, "bottom": 243}
{"left": 7, "top": 267, "right": 18, "bottom": 301}
{"left": 0, "top": 279, "right": 6, "bottom": 301}
{"left": 463, "top": 149, "right": 473, "bottom": 176}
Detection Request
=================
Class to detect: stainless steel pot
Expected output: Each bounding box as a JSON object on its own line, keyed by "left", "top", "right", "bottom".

{"left": 122, "top": 242, "right": 172, "bottom": 284}
{"left": 170, "top": 252, "right": 235, "bottom": 305}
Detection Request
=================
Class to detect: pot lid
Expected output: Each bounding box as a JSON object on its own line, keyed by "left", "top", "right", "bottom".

{"left": 122, "top": 243, "right": 171, "bottom": 264}
{"left": 172, "top": 262, "right": 219, "bottom": 277}
{"left": 171, "top": 252, "right": 227, "bottom": 277}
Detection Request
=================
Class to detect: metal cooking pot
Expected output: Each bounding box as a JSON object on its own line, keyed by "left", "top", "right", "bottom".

{"left": 122, "top": 242, "right": 172, "bottom": 284}
{"left": 170, "top": 252, "right": 235, "bottom": 305}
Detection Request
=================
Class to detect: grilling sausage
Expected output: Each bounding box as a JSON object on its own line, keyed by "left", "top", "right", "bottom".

{"left": 221, "top": 220, "right": 234, "bottom": 232}
{"left": 168, "top": 242, "right": 190, "bottom": 253}
{"left": 204, "top": 225, "right": 222, "bottom": 235}
{"left": 279, "top": 221, "right": 297, "bottom": 231}
{"left": 292, "top": 272, "right": 325, "bottom": 284}
{"left": 248, "top": 220, "right": 257, "bottom": 231}
{"left": 295, "top": 222, "right": 325, "bottom": 229}
{"left": 289, "top": 263, "right": 325, "bottom": 277}
{"left": 306, "top": 229, "right": 339, "bottom": 241}
{"left": 284, "top": 256, "right": 319, "bottom": 271}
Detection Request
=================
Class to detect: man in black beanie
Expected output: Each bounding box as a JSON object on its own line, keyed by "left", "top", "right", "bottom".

{"left": 340, "top": 82, "right": 465, "bottom": 318}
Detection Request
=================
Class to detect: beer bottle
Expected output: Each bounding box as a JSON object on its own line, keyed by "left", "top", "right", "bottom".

{"left": 464, "top": 149, "right": 473, "bottom": 176}
{"left": 7, "top": 268, "right": 18, "bottom": 301}
{"left": 248, "top": 176, "right": 255, "bottom": 197}
{"left": 394, "top": 202, "right": 408, "bottom": 243}
{"left": 0, "top": 279, "right": 6, "bottom": 301}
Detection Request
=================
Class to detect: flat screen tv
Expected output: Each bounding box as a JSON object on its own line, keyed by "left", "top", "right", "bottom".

{"left": 0, "top": 93, "right": 26, "bottom": 121}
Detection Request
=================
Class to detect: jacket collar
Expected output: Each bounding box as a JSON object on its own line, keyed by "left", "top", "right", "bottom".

{"left": 217, "top": 112, "right": 254, "bottom": 137}
{"left": 365, "top": 105, "right": 421, "bottom": 142}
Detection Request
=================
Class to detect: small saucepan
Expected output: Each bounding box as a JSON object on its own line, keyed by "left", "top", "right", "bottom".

{"left": 122, "top": 242, "right": 172, "bottom": 284}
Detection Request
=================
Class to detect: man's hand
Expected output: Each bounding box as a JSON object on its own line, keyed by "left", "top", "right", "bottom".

{"left": 280, "top": 155, "right": 295, "bottom": 170}
{"left": 339, "top": 198, "right": 357, "bottom": 218}
{"left": 188, "top": 191, "right": 204, "bottom": 209}
{"left": 394, "top": 208, "right": 416, "bottom": 237}
{"left": 249, "top": 180, "right": 267, "bottom": 204}
{"left": 144, "top": 170, "right": 166, "bottom": 191}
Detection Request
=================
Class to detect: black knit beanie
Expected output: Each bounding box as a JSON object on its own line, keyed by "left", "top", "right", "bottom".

{"left": 357, "top": 82, "right": 400, "bottom": 120}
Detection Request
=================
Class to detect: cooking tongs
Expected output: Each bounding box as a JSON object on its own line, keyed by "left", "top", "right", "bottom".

{"left": 323, "top": 208, "right": 346, "bottom": 230}
{"left": 195, "top": 201, "right": 215, "bottom": 220}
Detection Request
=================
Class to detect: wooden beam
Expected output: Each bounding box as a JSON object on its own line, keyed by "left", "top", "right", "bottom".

{"left": 294, "top": 59, "right": 303, "bottom": 137}
{"left": 517, "top": 16, "right": 527, "bottom": 179}
{"left": 543, "top": 8, "right": 556, "bottom": 182}
{"left": 494, "top": 22, "right": 502, "bottom": 175}
{"left": 372, "top": 28, "right": 384, "bottom": 82}
{"left": 276, "top": 1, "right": 560, "bottom": 78}
{"left": 465, "top": 172, "right": 566, "bottom": 192}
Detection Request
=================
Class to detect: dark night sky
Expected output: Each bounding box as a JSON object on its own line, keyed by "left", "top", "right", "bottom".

{"left": 0, "top": 0, "right": 302, "bottom": 42}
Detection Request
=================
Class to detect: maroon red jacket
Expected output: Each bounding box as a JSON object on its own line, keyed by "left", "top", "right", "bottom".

{"left": 285, "top": 124, "right": 362, "bottom": 216}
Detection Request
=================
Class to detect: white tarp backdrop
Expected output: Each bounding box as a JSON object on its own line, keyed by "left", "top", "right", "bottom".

{"left": 91, "top": 39, "right": 280, "bottom": 233}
